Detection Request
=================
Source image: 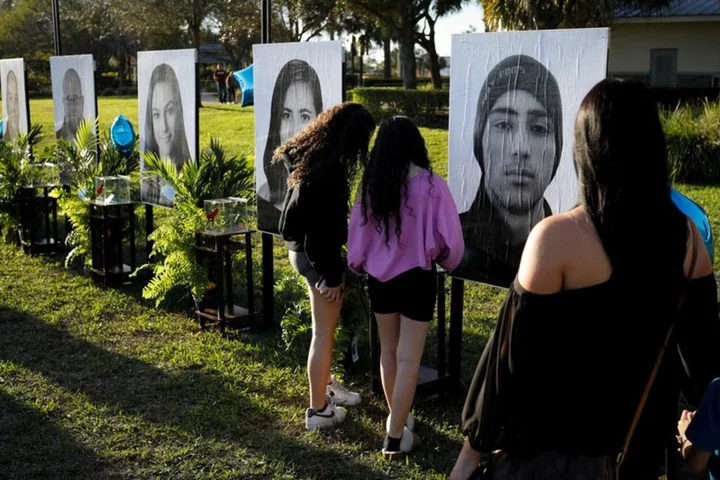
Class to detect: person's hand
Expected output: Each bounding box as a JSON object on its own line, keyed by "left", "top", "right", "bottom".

{"left": 678, "top": 409, "right": 696, "bottom": 442}
{"left": 316, "top": 280, "right": 343, "bottom": 302}
{"left": 449, "top": 439, "right": 482, "bottom": 480}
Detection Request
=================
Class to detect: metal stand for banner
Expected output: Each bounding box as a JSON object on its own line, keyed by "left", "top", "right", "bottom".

{"left": 145, "top": 204, "right": 154, "bottom": 261}
{"left": 259, "top": 0, "right": 276, "bottom": 331}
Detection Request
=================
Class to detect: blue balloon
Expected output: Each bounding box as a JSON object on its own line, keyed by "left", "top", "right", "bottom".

{"left": 110, "top": 114, "right": 136, "bottom": 157}
{"left": 671, "top": 188, "right": 714, "bottom": 262}
{"left": 233, "top": 64, "right": 254, "bottom": 107}
{"left": 0, "top": 118, "right": 4, "bottom": 140}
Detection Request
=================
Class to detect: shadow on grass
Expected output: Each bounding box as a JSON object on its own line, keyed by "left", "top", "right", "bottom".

{"left": 0, "top": 307, "right": 385, "bottom": 479}
{"left": 0, "top": 390, "right": 110, "bottom": 480}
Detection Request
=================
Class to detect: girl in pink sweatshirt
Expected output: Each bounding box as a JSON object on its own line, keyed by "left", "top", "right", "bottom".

{"left": 348, "top": 116, "right": 464, "bottom": 458}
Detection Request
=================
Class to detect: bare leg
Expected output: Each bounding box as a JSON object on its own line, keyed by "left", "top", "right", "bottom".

{"left": 376, "top": 312, "right": 401, "bottom": 410}
{"left": 307, "top": 285, "right": 342, "bottom": 410}
{"left": 387, "top": 316, "right": 429, "bottom": 439}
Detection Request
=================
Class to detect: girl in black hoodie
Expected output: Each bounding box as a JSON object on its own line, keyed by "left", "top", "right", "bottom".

{"left": 277, "top": 102, "right": 376, "bottom": 430}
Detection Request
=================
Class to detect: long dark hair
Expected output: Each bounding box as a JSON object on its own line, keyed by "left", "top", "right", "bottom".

{"left": 273, "top": 102, "right": 375, "bottom": 200}
{"left": 263, "top": 60, "right": 323, "bottom": 205}
{"left": 574, "top": 78, "right": 686, "bottom": 283}
{"left": 144, "top": 63, "right": 192, "bottom": 168}
{"left": 360, "top": 116, "right": 432, "bottom": 244}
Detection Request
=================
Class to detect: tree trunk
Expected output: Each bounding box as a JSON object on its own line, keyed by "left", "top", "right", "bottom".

{"left": 423, "top": 41, "right": 442, "bottom": 89}
{"left": 399, "top": 29, "right": 416, "bottom": 89}
{"left": 383, "top": 36, "right": 391, "bottom": 79}
{"left": 118, "top": 54, "right": 126, "bottom": 88}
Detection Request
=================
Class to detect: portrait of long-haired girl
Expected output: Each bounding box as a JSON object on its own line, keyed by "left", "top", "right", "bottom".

{"left": 456, "top": 54, "right": 563, "bottom": 287}
{"left": 257, "top": 59, "right": 323, "bottom": 233}
{"left": 4, "top": 70, "right": 20, "bottom": 143}
{"left": 141, "top": 62, "right": 192, "bottom": 207}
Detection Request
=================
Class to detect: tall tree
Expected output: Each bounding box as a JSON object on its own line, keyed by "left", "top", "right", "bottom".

{"left": 344, "top": 0, "right": 467, "bottom": 89}
{"left": 213, "top": 0, "right": 260, "bottom": 68}
{"left": 272, "top": 0, "right": 340, "bottom": 42}
{"left": 481, "top": 0, "right": 673, "bottom": 30}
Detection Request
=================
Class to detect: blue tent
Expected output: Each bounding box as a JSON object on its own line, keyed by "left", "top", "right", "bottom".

{"left": 671, "top": 188, "right": 714, "bottom": 262}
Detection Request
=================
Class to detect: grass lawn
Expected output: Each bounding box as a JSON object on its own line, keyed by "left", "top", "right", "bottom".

{"left": 0, "top": 97, "right": 713, "bottom": 479}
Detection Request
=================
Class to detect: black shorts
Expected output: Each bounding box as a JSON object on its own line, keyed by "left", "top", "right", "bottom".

{"left": 367, "top": 266, "right": 437, "bottom": 322}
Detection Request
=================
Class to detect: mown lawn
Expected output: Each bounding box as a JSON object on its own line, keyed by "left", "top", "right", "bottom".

{"left": 0, "top": 97, "right": 713, "bottom": 479}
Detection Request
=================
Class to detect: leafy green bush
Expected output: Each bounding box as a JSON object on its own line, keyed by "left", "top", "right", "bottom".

{"left": 52, "top": 119, "right": 141, "bottom": 268}
{"left": 137, "top": 139, "right": 255, "bottom": 306}
{"left": 349, "top": 87, "right": 449, "bottom": 126}
{"left": 0, "top": 124, "right": 45, "bottom": 241}
{"left": 662, "top": 100, "right": 720, "bottom": 183}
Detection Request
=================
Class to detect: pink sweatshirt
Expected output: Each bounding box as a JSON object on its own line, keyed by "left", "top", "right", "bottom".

{"left": 348, "top": 170, "right": 465, "bottom": 282}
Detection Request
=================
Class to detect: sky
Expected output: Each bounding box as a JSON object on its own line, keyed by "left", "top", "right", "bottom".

{"left": 363, "top": 3, "right": 485, "bottom": 61}
{"left": 434, "top": 3, "right": 485, "bottom": 56}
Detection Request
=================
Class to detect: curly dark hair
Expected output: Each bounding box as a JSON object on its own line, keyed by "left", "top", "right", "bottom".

{"left": 360, "top": 116, "right": 432, "bottom": 245}
{"left": 272, "top": 102, "right": 375, "bottom": 197}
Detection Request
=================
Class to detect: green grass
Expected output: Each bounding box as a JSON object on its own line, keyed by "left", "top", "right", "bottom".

{"left": 0, "top": 97, "right": 714, "bottom": 479}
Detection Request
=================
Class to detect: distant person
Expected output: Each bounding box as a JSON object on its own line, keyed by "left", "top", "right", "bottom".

{"left": 258, "top": 59, "right": 323, "bottom": 234}
{"left": 56, "top": 68, "right": 85, "bottom": 143}
{"left": 226, "top": 70, "right": 237, "bottom": 104}
{"left": 213, "top": 63, "right": 228, "bottom": 104}
{"left": 5, "top": 70, "right": 20, "bottom": 143}
{"left": 455, "top": 54, "right": 563, "bottom": 288}
{"left": 348, "top": 116, "right": 464, "bottom": 458}
{"left": 142, "top": 63, "right": 191, "bottom": 207}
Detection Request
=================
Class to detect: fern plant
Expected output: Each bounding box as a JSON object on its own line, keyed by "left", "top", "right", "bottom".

{"left": 137, "top": 138, "right": 255, "bottom": 307}
{"left": 0, "top": 124, "right": 45, "bottom": 241}
{"left": 52, "top": 118, "right": 141, "bottom": 268}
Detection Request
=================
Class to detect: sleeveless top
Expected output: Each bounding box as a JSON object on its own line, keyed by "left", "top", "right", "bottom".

{"left": 461, "top": 271, "right": 720, "bottom": 474}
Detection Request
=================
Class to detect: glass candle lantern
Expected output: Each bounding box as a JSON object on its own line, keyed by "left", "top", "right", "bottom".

{"left": 94, "top": 176, "right": 131, "bottom": 204}
{"left": 26, "top": 163, "right": 59, "bottom": 187}
{"left": 204, "top": 198, "right": 248, "bottom": 232}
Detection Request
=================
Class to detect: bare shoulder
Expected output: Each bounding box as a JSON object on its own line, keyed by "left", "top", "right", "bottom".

{"left": 517, "top": 208, "right": 588, "bottom": 294}
{"left": 525, "top": 208, "right": 588, "bottom": 257}
{"left": 685, "top": 217, "right": 713, "bottom": 279}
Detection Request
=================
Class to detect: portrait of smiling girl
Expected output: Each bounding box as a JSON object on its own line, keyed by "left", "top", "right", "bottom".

{"left": 142, "top": 62, "right": 192, "bottom": 207}
{"left": 257, "top": 59, "right": 323, "bottom": 233}
{"left": 456, "top": 54, "right": 563, "bottom": 287}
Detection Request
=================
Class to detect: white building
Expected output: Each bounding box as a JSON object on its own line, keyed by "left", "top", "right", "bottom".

{"left": 609, "top": 0, "right": 720, "bottom": 87}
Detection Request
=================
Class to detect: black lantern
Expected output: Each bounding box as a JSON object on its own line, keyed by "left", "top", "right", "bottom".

{"left": 194, "top": 224, "right": 255, "bottom": 333}
{"left": 89, "top": 176, "right": 136, "bottom": 286}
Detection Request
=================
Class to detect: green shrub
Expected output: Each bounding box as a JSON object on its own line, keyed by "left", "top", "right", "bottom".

{"left": 52, "top": 119, "right": 141, "bottom": 268}
{"left": 136, "top": 139, "right": 255, "bottom": 306}
{"left": 349, "top": 87, "right": 449, "bottom": 126}
{"left": 662, "top": 100, "right": 720, "bottom": 183}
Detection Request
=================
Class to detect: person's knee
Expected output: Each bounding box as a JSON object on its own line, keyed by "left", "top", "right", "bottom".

{"left": 396, "top": 344, "right": 422, "bottom": 367}
{"left": 381, "top": 347, "right": 397, "bottom": 366}
{"left": 312, "top": 326, "right": 335, "bottom": 345}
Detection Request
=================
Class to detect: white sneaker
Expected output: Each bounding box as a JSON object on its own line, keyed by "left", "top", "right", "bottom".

{"left": 327, "top": 375, "right": 361, "bottom": 406}
{"left": 386, "top": 412, "right": 415, "bottom": 432}
{"left": 381, "top": 426, "right": 420, "bottom": 459}
{"left": 305, "top": 401, "right": 347, "bottom": 430}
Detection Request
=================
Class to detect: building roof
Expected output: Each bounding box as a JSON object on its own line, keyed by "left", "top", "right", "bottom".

{"left": 616, "top": 0, "right": 720, "bottom": 18}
